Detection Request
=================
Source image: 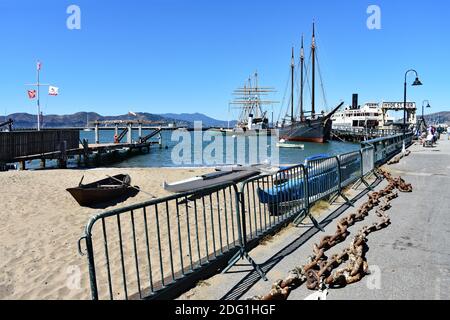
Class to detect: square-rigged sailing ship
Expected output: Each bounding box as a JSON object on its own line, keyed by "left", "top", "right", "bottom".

{"left": 222, "top": 72, "right": 278, "bottom": 135}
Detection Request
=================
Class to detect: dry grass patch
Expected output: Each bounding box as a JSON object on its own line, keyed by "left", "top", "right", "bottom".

{"left": 196, "top": 280, "right": 211, "bottom": 288}
{"left": 310, "top": 200, "right": 331, "bottom": 218}
{"left": 260, "top": 235, "right": 274, "bottom": 246}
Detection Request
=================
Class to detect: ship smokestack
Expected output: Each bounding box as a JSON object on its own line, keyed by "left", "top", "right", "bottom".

{"left": 352, "top": 94, "right": 359, "bottom": 110}
{"left": 248, "top": 113, "right": 253, "bottom": 130}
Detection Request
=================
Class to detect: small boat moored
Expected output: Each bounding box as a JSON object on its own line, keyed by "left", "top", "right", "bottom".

{"left": 276, "top": 140, "right": 305, "bottom": 149}
{"left": 67, "top": 174, "right": 139, "bottom": 207}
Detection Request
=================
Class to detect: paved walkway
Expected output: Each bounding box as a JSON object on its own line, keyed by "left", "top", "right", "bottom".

{"left": 178, "top": 137, "right": 450, "bottom": 300}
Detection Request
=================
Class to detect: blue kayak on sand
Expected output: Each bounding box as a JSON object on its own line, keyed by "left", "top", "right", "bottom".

{"left": 257, "top": 154, "right": 361, "bottom": 215}
{"left": 257, "top": 164, "right": 339, "bottom": 204}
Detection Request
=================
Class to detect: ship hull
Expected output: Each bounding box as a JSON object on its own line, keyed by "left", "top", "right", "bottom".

{"left": 280, "top": 118, "right": 332, "bottom": 143}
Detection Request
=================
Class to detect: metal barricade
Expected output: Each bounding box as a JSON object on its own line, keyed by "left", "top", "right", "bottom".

{"left": 238, "top": 165, "right": 307, "bottom": 244}
{"left": 338, "top": 151, "right": 362, "bottom": 188}
{"left": 361, "top": 146, "right": 375, "bottom": 176}
{"left": 78, "top": 182, "right": 239, "bottom": 300}
{"left": 305, "top": 156, "right": 340, "bottom": 204}
{"left": 362, "top": 133, "right": 414, "bottom": 165}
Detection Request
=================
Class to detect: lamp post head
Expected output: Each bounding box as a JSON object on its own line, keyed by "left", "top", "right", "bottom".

{"left": 426, "top": 103, "right": 431, "bottom": 109}
{"left": 412, "top": 77, "right": 423, "bottom": 86}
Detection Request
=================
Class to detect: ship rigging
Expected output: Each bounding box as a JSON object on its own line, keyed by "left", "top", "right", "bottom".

{"left": 278, "top": 22, "right": 343, "bottom": 143}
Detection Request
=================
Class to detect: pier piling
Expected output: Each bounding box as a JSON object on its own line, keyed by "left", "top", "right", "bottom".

{"left": 94, "top": 124, "right": 100, "bottom": 144}
{"left": 127, "top": 123, "right": 132, "bottom": 144}
{"left": 138, "top": 124, "right": 142, "bottom": 141}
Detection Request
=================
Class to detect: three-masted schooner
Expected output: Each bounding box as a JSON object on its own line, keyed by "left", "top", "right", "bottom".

{"left": 279, "top": 23, "right": 343, "bottom": 143}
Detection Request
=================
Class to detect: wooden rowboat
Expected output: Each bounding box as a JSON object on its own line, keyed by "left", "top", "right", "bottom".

{"left": 67, "top": 174, "right": 139, "bottom": 207}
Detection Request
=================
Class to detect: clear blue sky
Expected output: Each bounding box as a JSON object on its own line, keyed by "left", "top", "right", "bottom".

{"left": 0, "top": 0, "right": 448, "bottom": 120}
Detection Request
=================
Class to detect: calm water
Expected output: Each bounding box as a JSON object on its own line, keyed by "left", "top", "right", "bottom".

{"left": 23, "top": 130, "right": 359, "bottom": 169}
{"left": 78, "top": 130, "right": 360, "bottom": 168}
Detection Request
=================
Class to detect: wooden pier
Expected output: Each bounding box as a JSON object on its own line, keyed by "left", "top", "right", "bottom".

{"left": 0, "top": 126, "right": 164, "bottom": 170}
{"left": 14, "top": 141, "right": 160, "bottom": 170}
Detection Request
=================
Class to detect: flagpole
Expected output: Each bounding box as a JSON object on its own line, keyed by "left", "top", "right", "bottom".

{"left": 37, "top": 61, "right": 41, "bottom": 131}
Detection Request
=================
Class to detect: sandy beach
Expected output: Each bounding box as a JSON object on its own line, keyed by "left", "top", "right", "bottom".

{"left": 0, "top": 167, "right": 211, "bottom": 300}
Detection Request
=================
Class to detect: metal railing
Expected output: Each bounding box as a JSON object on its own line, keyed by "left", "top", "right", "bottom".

{"left": 362, "top": 132, "right": 413, "bottom": 165}
{"left": 332, "top": 127, "right": 402, "bottom": 137}
{"left": 361, "top": 147, "right": 375, "bottom": 176}
{"left": 338, "top": 151, "right": 362, "bottom": 188}
{"left": 78, "top": 182, "right": 240, "bottom": 300}
{"left": 306, "top": 156, "right": 340, "bottom": 204}
{"left": 238, "top": 165, "right": 308, "bottom": 245}
{"left": 79, "top": 134, "right": 413, "bottom": 300}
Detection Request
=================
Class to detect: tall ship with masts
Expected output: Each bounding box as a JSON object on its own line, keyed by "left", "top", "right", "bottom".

{"left": 279, "top": 23, "right": 342, "bottom": 143}
{"left": 223, "top": 72, "right": 278, "bottom": 135}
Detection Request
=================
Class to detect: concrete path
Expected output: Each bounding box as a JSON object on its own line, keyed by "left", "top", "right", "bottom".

{"left": 178, "top": 137, "right": 450, "bottom": 300}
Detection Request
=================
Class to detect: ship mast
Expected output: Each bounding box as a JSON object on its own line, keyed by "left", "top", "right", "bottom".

{"left": 290, "top": 47, "right": 295, "bottom": 123}
{"left": 300, "top": 35, "right": 304, "bottom": 121}
{"left": 311, "top": 22, "right": 316, "bottom": 119}
{"left": 230, "top": 73, "right": 278, "bottom": 127}
{"left": 255, "top": 71, "right": 260, "bottom": 119}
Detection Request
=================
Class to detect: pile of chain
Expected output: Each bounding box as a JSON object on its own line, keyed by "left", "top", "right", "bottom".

{"left": 387, "top": 150, "right": 412, "bottom": 165}
{"left": 250, "top": 168, "right": 412, "bottom": 301}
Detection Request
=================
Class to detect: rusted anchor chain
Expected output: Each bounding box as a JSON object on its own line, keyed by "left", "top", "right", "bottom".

{"left": 249, "top": 169, "right": 412, "bottom": 301}
{"left": 387, "top": 149, "right": 412, "bottom": 165}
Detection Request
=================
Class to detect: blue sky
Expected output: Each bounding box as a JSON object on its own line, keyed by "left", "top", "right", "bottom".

{"left": 0, "top": 0, "right": 448, "bottom": 120}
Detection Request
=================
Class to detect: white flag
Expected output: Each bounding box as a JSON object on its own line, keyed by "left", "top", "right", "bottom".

{"left": 49, "top": 86, "right": 59, "bottom": 96}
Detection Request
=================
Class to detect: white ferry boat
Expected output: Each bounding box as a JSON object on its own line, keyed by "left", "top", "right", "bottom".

{"left": 331, "top": 95, "right": 395, "bottom": 130}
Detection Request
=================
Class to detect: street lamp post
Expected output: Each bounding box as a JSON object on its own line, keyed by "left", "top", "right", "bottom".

{"left": 403, "top": 69, "right": 423, "bottom": 136}
{"left": 422, "top": 100, "right": 431, "bottom": 122}
{"left": 402, "top": 69, "right": 422, "bottom": 153}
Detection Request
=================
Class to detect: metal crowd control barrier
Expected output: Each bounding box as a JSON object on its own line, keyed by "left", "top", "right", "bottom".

{"left": 79, "top": 133, "right": 414, "bottom": 300}
{"left": 337, "top": 151, "right": 362, "bottom": 188}
{"left": 78, "top": 182, "right": 240, "bottom": 300}
{"left": 355, "top": 146, "right": 376, "bottom": 190}
{"left": 221, "top": 165, "right": 308, "bottom": 280}
{"left": 221, "top": 164, "right": 327, "bottom": 279}
{"left": 305, "top": 156, "right": 340, "bottom": 205}
{"left": 362, "top": 133, "right": 413, "bottom": 165}
{"left": 361, "top": 147, "right": 375, "bottom": 176}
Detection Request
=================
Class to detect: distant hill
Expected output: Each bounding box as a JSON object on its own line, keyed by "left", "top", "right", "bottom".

{"left": 160, "top": 113, "right": 237, "bottom": 128}
{"left": 4, "top": 112, "right": 189, "bottom": 129}
{"left": 424, "top": 111, "right": 450, "bottom": 124}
